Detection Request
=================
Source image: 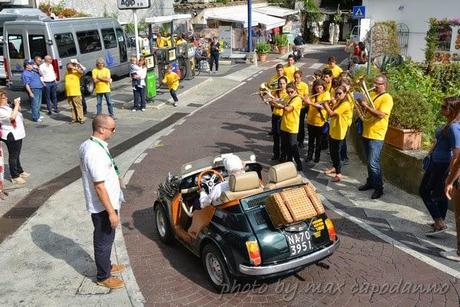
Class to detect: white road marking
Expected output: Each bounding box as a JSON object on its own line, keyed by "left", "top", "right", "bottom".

{"left": 310, "top": 63, "right": 323, "bottom": 69}
{"left": 163, "top": 128, "right": 175, "bottom": 136}
{"left": 133, "top": 153, "right": 147, "bottom": 164}
{"left": 123, "top": 169, "right": 135, "bottom": 185}
{"left": 322, "top": 197, "right": 460, "bottom": 279}
{"left": 248, "top": 77, "right": 254, "bottom": 81}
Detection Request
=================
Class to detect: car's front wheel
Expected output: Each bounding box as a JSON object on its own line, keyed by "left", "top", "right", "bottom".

{"left": 154, "top": 204, "right": 173, "bottom": 244}
{"left": 202, "top": 244, "right": 234, "bottom": 292}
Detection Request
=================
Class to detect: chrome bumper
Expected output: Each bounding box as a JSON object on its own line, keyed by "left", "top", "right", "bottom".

{"left": 239, "top": 239, "right": 340, "bottom": 276}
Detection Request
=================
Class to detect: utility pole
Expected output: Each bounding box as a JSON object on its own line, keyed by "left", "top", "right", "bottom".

{"left": 247, "top": 0, "right": 252, "bottom": 52}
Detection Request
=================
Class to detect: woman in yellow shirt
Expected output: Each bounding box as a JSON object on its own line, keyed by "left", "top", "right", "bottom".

{"left": 270, "top": 76, "right": 288, "bottom": 161}
{"left": 305, "top": 79, "right": 331, "bottom": 162}
{"left": 162, "top": 64, "right": 180, "bottom": 107}
{"left": 293, "top": 70, "right": 309, "bottom": 148}
{"left": 323, "top": 85, "right": 352, "bottom": 182}
{"left": 280, "top": 84, "right": 303, "bottom": 171}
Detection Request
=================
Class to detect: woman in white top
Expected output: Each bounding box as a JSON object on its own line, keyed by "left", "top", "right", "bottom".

{"left": 132, "top": 57, "right": 147, "bottom": 111}
{"left": 0, "top": 90, "right": 29, "bottom": 184}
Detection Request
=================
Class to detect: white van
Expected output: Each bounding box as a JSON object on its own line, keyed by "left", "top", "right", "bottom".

{"left": 4, "top": 16, "right": 129, "bottom": 93}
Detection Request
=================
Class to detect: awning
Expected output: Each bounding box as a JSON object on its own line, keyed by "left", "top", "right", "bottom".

{"left": 145, "top": 14, "right": 191, "bottom": 24}
{"left": 254, "top": 6, "right": 299, "bottom": 18}
{"left": 203, "top": 5, "right": 287, "bottom": 30}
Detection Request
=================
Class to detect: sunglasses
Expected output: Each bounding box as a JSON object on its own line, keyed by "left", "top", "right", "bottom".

{"left": 287, "top": 90, "right": 296, "bottom": 94}
{"left": 335, "top": 91, "right": 344, "bottom": 95}
{"left": 374, "top": 82, "right": 385, "bottom": 86}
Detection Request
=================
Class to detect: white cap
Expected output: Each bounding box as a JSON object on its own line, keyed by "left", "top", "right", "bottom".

{"left": 223, "top": 155, "right": 244, "bottom": 173}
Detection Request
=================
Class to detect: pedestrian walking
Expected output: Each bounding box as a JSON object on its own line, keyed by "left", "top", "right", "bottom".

{"left": 269, "top": 76, "right": 288, "bottom": 161}
{"left": 22, "top": 59, "right": 44, "bottom": 122}
{"left": 132, "top": 57, "right": 147, "bottom": 111}
{"left": 293, "top": 70, "right": 309, "bottom": 148}
{"left": 40, "top": 55, "right": 59, "bottom": 114}
{"left": 422, "top": 97, "right": 460, "bottom": 237}
{"left": 209, "top": 37, "right": 220, "bottom": 74}
{"left": 323, "top": 85, "right": 352, "bottom": 182}
{"left": 0, "top": 90, "right": 30, "bottom": 185}
{"left": 162, "top": 64, "right": 180, "bottom": 107}
{"left": 357, "top": 75, "right": 393, "bottom": 199}
{"left": 79, "top": 114, "right": 126, "bottom": 288}
{"left": 92, "top": 58, "right": 113, "bottom": 117}
{"left": 65, "top": 61, "right": 85, "bottom": 124}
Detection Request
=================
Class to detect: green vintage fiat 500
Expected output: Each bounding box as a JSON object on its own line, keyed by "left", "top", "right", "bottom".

{"left": 154, "top": 152, "right": 339, "bottom": 291}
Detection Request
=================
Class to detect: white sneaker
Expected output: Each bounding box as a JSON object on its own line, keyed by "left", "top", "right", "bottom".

{"left": 131, "top": 108, "right": 137, "bottom": 112}
{"left": 39, "top": 115, "right": 44, "bottom": 119}
{"left": 440, "top": 250, "right": 460, "bottom": 262}
{"left": 141, "top": 108, "right": 146, "bottom": 112}
{"left": 36, "top": 118, "right": 43, "bottom": 122}
{"left": 173, "top": 102, "right": 178, "bottom": 107}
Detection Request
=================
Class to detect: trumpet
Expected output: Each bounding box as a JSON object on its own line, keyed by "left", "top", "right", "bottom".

{"left": 257, "top": 82, "right": 277, "bottom": 105}
{"left": 359, "top": 78, "right": 376, "bottom": 109}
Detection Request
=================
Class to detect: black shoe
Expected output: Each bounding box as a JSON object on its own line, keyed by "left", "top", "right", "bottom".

{"left": 298, "top": 143, "right": 304, "bottom": 149}
{"left": 342, "top": 158, "right": 349, "bottom": 165}
{"left": 47, "top": 111, "right": 52, "bottom": 115}
{"left": 53, "top": 109, "right": 59, "bottom": 113}
{"left": 358, "top": 183, "right": 373, "bottom": 191}
{"left": 305, "top": 156, "right": 313, "bottom": 163}
{"left": 268, "top": 131, "right": 273, "bottom": 136}
{"left": 371, "top": 190, "right": 384, "bottom": 199}
{"left": 314, "top": 158, "right": 320, "bottom": 163}
{"left": 296, "top": 165, "right": 303, "bottom": 171}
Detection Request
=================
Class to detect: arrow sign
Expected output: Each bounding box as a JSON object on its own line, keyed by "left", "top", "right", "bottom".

{"left": 352, "top": 6, "right": 365, "bottom": 19}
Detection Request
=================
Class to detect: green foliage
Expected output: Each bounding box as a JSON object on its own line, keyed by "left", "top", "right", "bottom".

{"left": 39, "top": 1, "right": 89, "bottom": 17}
{"left": 124, "top": 21, "right": 149, "bottom": 35}
{"left": 390, "top": 90, "right": 435, "bottom": 132}
{"left": 333, "top": 11, "right": 344, "bottom": 24}
{"left": 274, "top": 34, "right": 289, "bottom": 47}
{"left": 429, "top": 62, "right": 460, "bottom": 94}
{"left": 371, "top": 21, "right": 400, "bottom": 57}
{"left": 425, "top": 18, "right": 438, "bottom": 70}
{"left": 255, "top": 41, "right": 271, "bottom": 54}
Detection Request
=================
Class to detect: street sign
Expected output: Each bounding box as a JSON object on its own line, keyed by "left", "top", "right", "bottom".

{"left": 352, "top": 6, "right": 366, "bottom": 19}
{"left": 117, "top": 0, "right": 150, "bottom": 10}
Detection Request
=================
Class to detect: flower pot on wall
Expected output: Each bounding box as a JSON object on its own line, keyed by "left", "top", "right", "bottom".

{"left": 384, "top": 126, "right": 422, "bottom": 150}
{"left": 257, "top": 52, "right": 268, "bottom": 62}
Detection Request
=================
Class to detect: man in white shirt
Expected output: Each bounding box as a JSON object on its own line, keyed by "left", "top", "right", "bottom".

{"left": 79, "top": 114, "right": 126, "bottom": 289}
{"left": 39, "top": 55, "right": 58, "bottom": 114}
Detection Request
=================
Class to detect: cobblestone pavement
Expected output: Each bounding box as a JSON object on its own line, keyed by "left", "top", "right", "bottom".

{"left": 121, "top": 52, "right": 460, "bottom": 306}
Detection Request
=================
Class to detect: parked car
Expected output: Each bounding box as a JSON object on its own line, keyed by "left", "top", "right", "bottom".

{"left": 154, "top": 152, "right": 340, "bottom": 291}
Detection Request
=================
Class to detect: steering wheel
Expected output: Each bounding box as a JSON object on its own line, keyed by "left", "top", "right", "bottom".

{"left": 197, "top": 169, "right": 224, "bottom": 193}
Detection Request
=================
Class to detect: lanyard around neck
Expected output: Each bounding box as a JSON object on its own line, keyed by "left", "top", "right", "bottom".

{"left": 90, "top": 137, "right": 120, "bottom": 176}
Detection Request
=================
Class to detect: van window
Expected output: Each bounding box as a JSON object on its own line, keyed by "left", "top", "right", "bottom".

{"left": 54, "top": 33, "right": 77, "bottom": 58}
{"left": 76, "top": 30, "right": 102, "bottom": 54}
{"left": 8, "top": 34, "right": 24, "bottom": 59}
{"left": 101, "top": 28, "right": 117, "bottom": 49}
{"left": 29, "top": 35, "right": 47, "bottom": 59}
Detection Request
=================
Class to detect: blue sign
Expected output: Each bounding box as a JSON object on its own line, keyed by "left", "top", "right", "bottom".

{"left": 352, "top": 6, "right": 365, "bottom": 19}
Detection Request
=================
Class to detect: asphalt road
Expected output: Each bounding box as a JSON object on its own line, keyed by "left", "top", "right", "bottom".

{"left": 120, "top": 52, "right": 460, "bottom": 306}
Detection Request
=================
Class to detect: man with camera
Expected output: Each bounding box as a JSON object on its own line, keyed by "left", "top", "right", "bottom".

{"left": 65, "top": 60, "right": 85, "bottom": 124}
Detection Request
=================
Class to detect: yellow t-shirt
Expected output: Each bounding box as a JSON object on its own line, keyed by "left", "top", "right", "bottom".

{"left": 283, "top": 64, "right": 298, "bottom": 82}
{"left": 325, "top": 81, "right": 332, "bottom": 94}
{"left": 272, "top": 90, "right": 288, "bottom": 116}
{"left": 295, "top": 81, "right": 309, "bottom": 109}
{"left": 281, "top": 96, "right": 303, "bottom": 134}
{"left": 157, "top": 37, "right": 166, "bottom": 48}
{"left": 65, "top": 70, "right": 81, "bottom": 97}
{"left": 176, "top": 38, "right": 187, "bottom": 45}
{"left": 325, "top": 64, "right": 343, "bottom": 78}
{"left": 92, "top": 67, "right": 111, "bottom": 94}
{"left": 162, "top": 72, "right": 180, "bottom": 90}
{"left": 346, "top": 92, "right": 355, "bottom": 127}
{"left": 306, "top": 92, "right": 331, "bottom": 127}
{"left": 329, "top": 100, "right": 353, "bottom": 140}
{"left": 362, "top": 92, "right": 393, "bottom": 140}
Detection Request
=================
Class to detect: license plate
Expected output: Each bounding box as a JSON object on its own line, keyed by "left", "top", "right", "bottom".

{"left": 286, "top": 230, "right": 312, "bottom": 256}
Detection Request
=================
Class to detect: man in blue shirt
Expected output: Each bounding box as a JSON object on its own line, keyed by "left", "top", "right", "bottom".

{"left": 22, "top": 59, "right": 44, "bottom": 122}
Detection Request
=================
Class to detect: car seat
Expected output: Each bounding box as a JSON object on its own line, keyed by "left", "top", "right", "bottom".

{"left": 265, "top": 162, "right": 307, "bottom": 189}
{"left": 220, "top": 171, "right": 264, "bottom": 202}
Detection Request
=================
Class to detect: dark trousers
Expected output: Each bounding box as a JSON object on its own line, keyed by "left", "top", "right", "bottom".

{"left": 209, "top": 53, "right": 219, "bottom": 71}
{"left": 170, "top": 89, "right": 179, "bottom": 102}
{"left": 297, "top": 108, "right": 307, "bottom": 146}
{"left": 307, "top": 124, "right": 322, "bottom": 160}
{"left": 91, "top": 210, "right": 117, "bottom": 281}
{"left": 2, "top": 133, "right": 23, "bottom": 179}
{"left": 362, "top": 137, "right": 384, "bottom": 191}
{"left": 44, "top": 81, "right": 58, "bottom": 112}
{"left": 329, "top": 137, "right": 343, "bottom": 174}
{"left": 272, "top": 115, "right": 282, "bottom": 159}
{"left": 82, "top": 95, "right": 88, "bottom": 115}
{"left": 281, "top": 130, "right": 302, "bottom": 170}
{"left": 419, "top": 161, "right": 449, "bottom": 220}
{"left": 133, "top": 86, "right": 146, "bottom": 110}
{"left": 340, "top": 132, "right": 349, "bottom": 161}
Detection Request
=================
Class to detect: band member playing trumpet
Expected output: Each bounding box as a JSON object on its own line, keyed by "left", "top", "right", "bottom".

{"left": 270, "top": 77, "right": 289, "bottom": 161}
{"left": 357, "top": 75, "right": 393, "bottom": 199}
{"left": 283, "top": 54, "right": 299, "bottom": 82}
{"left": 280, "top": 84, "right": 303, "bottom": 171}
{"left": 323, "top": 86, "right": 353, "bottom": 182}
{"left": 293, "top": 71, "right": 309, "bottom": 149}
{"left": 305, "top": 79, "right": 331, "bottom": 163}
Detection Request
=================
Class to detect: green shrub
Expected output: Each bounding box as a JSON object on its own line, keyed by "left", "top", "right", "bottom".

{"left": 274, "top": 34, "right": 289, "bottom": 47}
{"left": 255, "top": 41, "right": 271, "bottom": 54}
{"left": 429, "top": 62, "right": 460, "bottom": 93}
{"left": 389, "top": 90, "right": 435, "bottom": 132}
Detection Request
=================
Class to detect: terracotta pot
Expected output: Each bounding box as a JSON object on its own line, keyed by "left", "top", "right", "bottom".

{"left": 384, "top": 126, "right": 421, "bottom": 150}
{"left": 257, "top": 52, "right": 268, "bottom": 62}
{"left": 278, "top": 46, "right": 288, "bottom": 55}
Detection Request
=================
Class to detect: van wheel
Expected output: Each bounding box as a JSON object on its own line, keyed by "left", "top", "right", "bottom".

{"left": 82, "top": 75, "right": 94, "bottom": 96}
{"left": 202, "top": 244, "right": 234, "bottom": 292}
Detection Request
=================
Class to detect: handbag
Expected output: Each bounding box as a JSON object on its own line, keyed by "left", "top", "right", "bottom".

{"left": 321, "top": 121, "right": 329, "bottom": 134}
{"left": 422, "top": 155, "right": 432, "bottom": 171}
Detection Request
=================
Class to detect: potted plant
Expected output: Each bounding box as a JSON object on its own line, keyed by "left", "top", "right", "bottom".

{"left": 274, "top": 34, "right": 289, "bottom": 55}
{"left": 384, "top": 90, "right": 433, "bottom": 150}
{"left": 255, "top": 41, "right": 270, "bottom": 62}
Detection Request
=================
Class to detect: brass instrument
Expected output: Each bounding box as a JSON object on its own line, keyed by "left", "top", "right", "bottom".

{"left": 257, "top": 82, "right": 276, "bottom": 105}
{"left": 350, "top": 82, "right": 376, "bottom": 122}
{"left": 359, "top": 78, "right": 376, "bottom": 109}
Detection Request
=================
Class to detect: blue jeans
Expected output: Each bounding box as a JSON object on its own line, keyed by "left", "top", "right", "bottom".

{"left": 44, "top": 81, "right": 58, "bottom": 112}
{"left": 419, "top": 161, "right": 449, "bottom": 220}
{"left": 96, "top": 93, "right": 113, "bottom": 116}
{"left": 170, "top": 89, "right": 178, "bottom": 102}
{"left": 31, "top": 88, "right": 43, "bottom": 121}
{"left": 133, "top": 86, "right": 146, "bottom": 110}
{"left": 362, "top": 137, "right": 384, "bottom": 190}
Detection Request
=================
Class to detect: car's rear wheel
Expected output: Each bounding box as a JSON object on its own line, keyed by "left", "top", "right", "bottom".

{"left": 155, "top": 204, "right": 173, "bottom": 244}
{"left": 202, "top": 244, "right": 234, "bottom": 292}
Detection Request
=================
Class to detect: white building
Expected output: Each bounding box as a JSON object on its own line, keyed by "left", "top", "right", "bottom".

{"left": 362, "top": 0, "right": 460, "bottom": 62}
